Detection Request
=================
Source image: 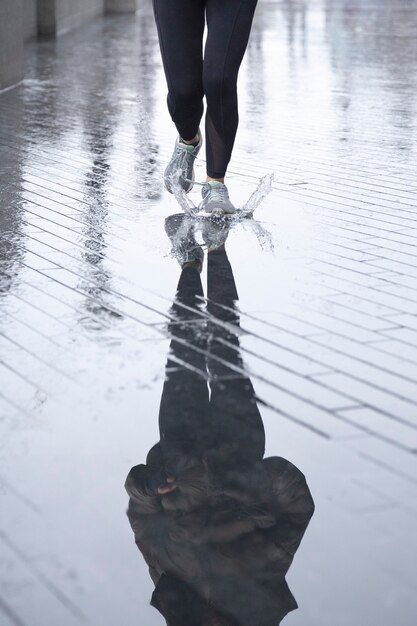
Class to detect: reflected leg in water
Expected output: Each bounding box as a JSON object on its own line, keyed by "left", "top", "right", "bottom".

{"left": 158, "top": 259, "right": 210, "bottom": 479}
{"left": 206, "top": 244, "right": 265, "bottom": 469}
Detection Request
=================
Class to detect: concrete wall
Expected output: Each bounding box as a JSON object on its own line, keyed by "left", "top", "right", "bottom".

{"left": 1, "top": 0, "right": 140, "bottom": 93}
{"left": 106, "top": 0, "right": 140, "bottom": 12}
{"left": 55, "top": 0, "right": 105, "bottom": 36}
{"left": 37, "top": 0, "right": 57, "bottom": 38}
{"left": 37, "top": 0, "right": 105, "bottom": 38}
{"left": 37, "top": 1, "right": 139, "bottom": 38}
{"left": 0, "top": 0, "right": 24, "bottom": 91}
{"left": 23, "top": 0, "right": 38, "bottom": 40}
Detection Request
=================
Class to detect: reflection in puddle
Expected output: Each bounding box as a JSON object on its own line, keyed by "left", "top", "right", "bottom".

{"left": 125, "top": 217, "right": 314, "bottom": 625}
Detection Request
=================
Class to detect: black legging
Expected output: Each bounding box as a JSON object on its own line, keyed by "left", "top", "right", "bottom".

{"left": 152, "top": 0, "right": 258, "bottom": 179}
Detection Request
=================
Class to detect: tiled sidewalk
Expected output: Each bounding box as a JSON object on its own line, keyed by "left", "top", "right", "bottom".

{"left": 0, "top": 1, "right": 416, "bottom": 625}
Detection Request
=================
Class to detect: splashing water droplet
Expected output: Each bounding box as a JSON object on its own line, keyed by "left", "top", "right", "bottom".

{"left": 242, "top": 219, "right": 275, "bottom": 253}
{"left": 168, "top": 170, "right": 197, "bottom": 215}
{"left": 240, "top": 173, "right": 274, "bottom": 218}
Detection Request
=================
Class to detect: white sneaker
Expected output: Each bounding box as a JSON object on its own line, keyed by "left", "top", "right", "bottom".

{"left": 200, "top": 218, "right": 230, "bottom": 250}
{"left": 164, "top": 132, "right": 202, "bottom": 194}
{"left": 198, "top": 181, "right": 236, "bottom": 216}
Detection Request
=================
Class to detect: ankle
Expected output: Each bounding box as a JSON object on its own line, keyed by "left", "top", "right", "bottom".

{"left": 206, "top": 176, "right": 225, "bottom": 184}
{"left": 208, "top": 244, "right": 225, "bottom": 253}
{"left": 181, "top": 134, "right": 200, "bottom": 146}
{"left": 182, "top": 259, "right": 203, "bottom": 273}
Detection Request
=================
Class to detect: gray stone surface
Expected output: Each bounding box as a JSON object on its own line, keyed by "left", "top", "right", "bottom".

{"left": 0, "top": 1, "right": 417, "bottom": 625}
{"left": 0, "top": 0, "right": 24, "bottom": 91}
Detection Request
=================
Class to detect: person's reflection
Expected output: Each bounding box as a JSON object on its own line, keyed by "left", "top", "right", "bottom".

{"left": 125, "top": 216, "right": 314, "bottom": 626}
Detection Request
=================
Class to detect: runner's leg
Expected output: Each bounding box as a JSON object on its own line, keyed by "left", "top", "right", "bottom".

{"left": 203, "top": 0, "right": 258, "bottom": 178}
{"left": 152, "top": 0, "right": 206, "bottom": 141}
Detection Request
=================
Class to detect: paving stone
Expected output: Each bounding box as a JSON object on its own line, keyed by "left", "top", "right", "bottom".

{"left": 336, "top": 406, "right": 417, "bottom": 450}
{"left": 312, "top": 371, "right": 417, "bottom": 423}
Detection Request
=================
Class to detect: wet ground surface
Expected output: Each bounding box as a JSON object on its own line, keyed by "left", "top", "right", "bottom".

{"left": 1, "top": 0, "right": 417, "bottom": 624}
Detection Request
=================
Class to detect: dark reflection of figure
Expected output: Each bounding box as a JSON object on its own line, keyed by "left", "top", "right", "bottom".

{"left": 78, "top": 108, "right": 115, "bottom": 321}
{"left": 125, "top": 217, "right": 314, "bottom": 626}
{"left": 282, "top": 0, "right": 308, "bottom": 66}
{"left": 76, "top": 24, "right": 121, "bottom": 323}
{"left": 133, "top": 7, "right": 161, "bottom": 201}
{"left": 0, "top": 94, "right": 25, "bottom": 300}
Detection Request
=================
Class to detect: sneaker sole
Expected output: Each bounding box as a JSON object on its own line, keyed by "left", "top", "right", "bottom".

{"left": 202, "top": 204, "right": 236, "bottom": 216}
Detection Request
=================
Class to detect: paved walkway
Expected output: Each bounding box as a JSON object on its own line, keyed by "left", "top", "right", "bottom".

{"left": 0, "top": 1, "right": 416, "bottom": 625}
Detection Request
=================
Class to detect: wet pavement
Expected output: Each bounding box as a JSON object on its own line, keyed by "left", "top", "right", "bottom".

{"left": 1, "top": 0, "right": 417, "bottom": 624}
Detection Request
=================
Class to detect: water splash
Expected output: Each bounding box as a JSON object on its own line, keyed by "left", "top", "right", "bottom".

{"left": 241, "top": 219, "right": 275, "bottom": 253}
{"left": 239, "top": 173, "right": 274, "bottom": 218}
{"left": 167, "top": 214, "right": 196, "bottom": 257}
{"left": 170, "top": 171, "right": 274, "bottom": 220}
{"left": 233, "top": 173, "right": 275, "bottom": 252}
{"left": 168, "top": 169, "right": 197, "bottom": 216}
